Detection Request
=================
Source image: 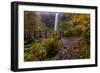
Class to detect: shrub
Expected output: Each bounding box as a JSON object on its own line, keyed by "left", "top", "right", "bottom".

{"left": 45, "top": 37, "right": 60, "bottom": 59}
{"left": 24, "top": 41, "right": 47, "bottom": 61}
{"left": 63, "top": 29, "right": 73, "bottom": 37}
{"left": 58, "top": 22, "right": 74, "bottom": 32}
{"left": 80, "top": 45, "right": 90, "bottom": 59}
{"left": 73, "top": 27, "right": 82, "bottom": 36}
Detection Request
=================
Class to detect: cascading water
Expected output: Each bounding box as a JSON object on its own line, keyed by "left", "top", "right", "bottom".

{"left": 54, "top": 13, "right": 59, "bottom": 31}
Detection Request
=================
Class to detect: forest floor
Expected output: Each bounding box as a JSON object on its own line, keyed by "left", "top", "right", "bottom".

{"left": 55, "top": 36, "right": 83, "bottom": 60}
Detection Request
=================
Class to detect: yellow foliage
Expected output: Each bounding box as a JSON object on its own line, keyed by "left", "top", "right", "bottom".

{"left": 64, "top": 13, "right": 71, "bottom": 17}
{"left": 72, "top": 14, "right": 90, "bottom": 26}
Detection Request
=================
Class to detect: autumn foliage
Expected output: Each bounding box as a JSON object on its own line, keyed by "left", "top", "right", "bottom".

{"left": 24, "top": 11, "right": 90, "bottom": 61}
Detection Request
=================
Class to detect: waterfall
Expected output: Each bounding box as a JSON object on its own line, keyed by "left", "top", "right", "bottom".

{"left": 54, "top": 13, "right": 59, "bottom": 31}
